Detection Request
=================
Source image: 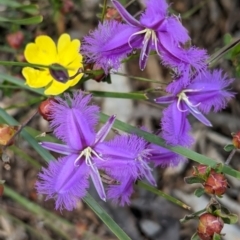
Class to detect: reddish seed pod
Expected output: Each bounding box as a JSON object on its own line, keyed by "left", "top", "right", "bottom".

{"left": 0, "top": 184, "right": 4, "bottom": 197}
{"left": 60, "top": 0, "right": 74, "bottom": 14}
{"left": 204, "top": 172, "right": 228, "bottom": 196}
{"left": 0, "top": 124, "right": 18, "bottom": 146}
{"left": 104, "top": 7, "right": 122, "bottom": 22}
{"left": 232, "top": 131, "right": 240, "bottom": 149}
{"left": 38, "top": 98, "right": 56, "bottom": 121}
{"left": 6, "top": 31, "right": 24, "bottom": 49}
{"left": 197, "top": 213, "right": 224, "bottom": 240}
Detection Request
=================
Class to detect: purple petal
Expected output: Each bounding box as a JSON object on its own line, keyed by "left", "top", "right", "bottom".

{"left": 158, "top": 33, "right": 208, "bottom": 77}
{"left": 89, "top": 165, "right": 106, "bottom": 201}
{"left": 161, "top": 102, "right": 194, "bottom": 147}
{"left": 95, "top": 115, "right": 116, "bottom": 144}
{"left": 107, "top": 174, "right": 135, "bottom": 206}
{"left": 140, "top": 0, "right": 168, "bottom": 28}
{"left": 50, "top": 92, "right": 98, "bottom": 149}
{"left": 139, "top": 37, "right": 152, "bottom": 71}
{"left": 36, "top": 155, "right": 89, "bottom": 211}
{"left": 183, "top": 102, "right": 212, "bottom": 127}
{"left": 165, "top": 16, "right": 190, "bottom": 44}
{"left": 82, "top": 21, "right": 140, "bottom": 73}
{"left": 155, "top": 95, "right": 175, "bottom": 104}
{"left": 112, "top": 0, "right": 142, "bottom": 28}
{"left": 187, "top": 70, "right": 235, "bottom": 113}
{"left": 142, "top": 167, "right": 157, "bottom": 186}
{"left": 149, "top": 143, "right": 186, "bottom": 167}
{"left": 40, "top": 142, "right": 77, "bottom": 155}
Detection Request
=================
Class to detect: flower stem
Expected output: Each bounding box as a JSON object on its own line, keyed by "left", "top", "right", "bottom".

{"left": 101, "top": 0, "right": 108, "bottom": 22}
{"left": 225, "top": 149, "right": 237, "bottom": 165}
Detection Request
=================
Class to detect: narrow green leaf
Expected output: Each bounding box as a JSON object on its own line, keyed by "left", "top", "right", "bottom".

{"left": 83, "top": 193, "right": 131, "bottom": 240}
{"left": 16, "top": 4, "right": 39, "bottom": 15}
{"left": 0, "top": 15, "right": 43, "bottom": 25}
{"left": 90, "top": 90, "right": 147, "bottom": 100}
{"left": 194, "top": 188, "right": 205, "bottom": 197}
{"left": 224, "top": 144, "right": 235, "bottom": 152}
{"left": 0, "top": 73, "right": 45, "bottom": 95}
{"left": 180, "top": 209, "right": 206, "bottom": 223}
{"left": 99, "top": 113, "right": 240, "bottom": 179}
{"left": 137, "top": 181, "right": 191, "bottom": 210}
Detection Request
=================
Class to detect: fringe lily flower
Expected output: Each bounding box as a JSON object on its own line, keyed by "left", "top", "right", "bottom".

{"left": 97, "top": 134, "right": 156, "bottom": 205}
{"left": 22, "top": 34, "right": 83, "bottom": 95}
{"left": 155, "top": 70, "right": 234, "bottom": 146}
{"left": 112, "top": 0, "right": 208, "bottom": 72}
{"left": 36, "top": 91, "right": 116, "bottom": 210}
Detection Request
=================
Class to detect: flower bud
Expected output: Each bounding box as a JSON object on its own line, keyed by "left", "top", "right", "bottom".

{"left": 204, "top": 172, "right": 228, "bottom": 196}
{"left": 104, "top": 7, "right": 122, "bottom": 22}
{"left": 6, "top": 31, "right": 24, "bottom": 49}
{"left": 232, "top": 131, "right": 240, "bottom": 149}
{"left": 0, "top": 124, "right": 18, "bottom": 146}
{"left": 192, "top": 164, "right": 208, "bottom": 176}
{"left": 61, "top": 0, "right": 74, "bottom": 14}
{"left": 197, "top": 213, "right": 224, "bottom": 240}
{"left": 38, "top": 98, "right": 56, "bottom": 121}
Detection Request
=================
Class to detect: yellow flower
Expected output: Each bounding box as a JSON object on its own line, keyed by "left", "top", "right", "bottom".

{"left": 22, "top": 34, "right": 83, "bottom": 95}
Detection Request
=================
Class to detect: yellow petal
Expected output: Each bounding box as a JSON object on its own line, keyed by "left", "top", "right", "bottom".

{"left": 57, "top": 34, "right": 71, "bottom": 53}
{"left": 22, "top": 67, "right": 52, "bottom": 88}
{"left": 58, "top": 39, "right": 81, "bottom": 66}
{"left": 69, "top": 73, "right": 84, "bottom": 87}
{"left": 44, "top": 79, "right": 72, "bottom": 95}
{"left": 67, "top": 54, "right": 83, "bottom": 77}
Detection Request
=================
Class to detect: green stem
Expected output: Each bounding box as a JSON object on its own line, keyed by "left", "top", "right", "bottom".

{"left": 101, "top": 0, "right": 108, "bottom": 22}
{"left": 137, "top": 181, "right": 191, "bottom": 210}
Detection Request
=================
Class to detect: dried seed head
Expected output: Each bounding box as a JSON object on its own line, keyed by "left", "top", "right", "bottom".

{"left": 197, "top": 213, "right": 224, "bottom": 240}
{"left": 232, "top": 131, "right": 240, "bottom": 149}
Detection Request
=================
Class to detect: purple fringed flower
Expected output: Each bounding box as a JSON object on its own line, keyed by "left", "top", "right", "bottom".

{"left": 148, "top": 137, "right": 186, "bottom": 167}
{"left": 36, "top": 91, "right": 116, "bottom": 210}
{"left": 155, "top": 70, "right": 235, "bottom": 146}
{"left": 82, "top": 20, "right": 140, "bottom": 73}
{"left": 112, "top": 0, "right": 208, "bottom": 72}
{"left": 96, "top": 134, "right": 156, "bottom": 205}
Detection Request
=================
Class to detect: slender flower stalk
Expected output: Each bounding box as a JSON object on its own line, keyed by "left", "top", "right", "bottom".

{"left": 155, "top": 70, "right": 235, "bottom": 146}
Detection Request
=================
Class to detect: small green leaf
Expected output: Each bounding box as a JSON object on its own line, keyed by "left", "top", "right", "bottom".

{"left": 16, "top": 4, "right": 39, "bottom": 15}
{"left": 184, "top": 176, "right": 205, "bottom": 184}
{"left": 180, "top": 209, "right": 205, "bottom": 223}
{"left": 224, "top": 144, "right": 235, "bottom": 152}
{"left": 191, "top": 232, "right": 200, "bottom": 240}
{"left": 214, "top": 209, "right": 238, "bottom": 224}
{"left": 213, "top": 233, "right": 221, "bottom": 240}
{"left": 0, "top": 15, "right": 43, "bottom": 25}
{"left": 194, "top": 188, "right": 205, "bottom": 197}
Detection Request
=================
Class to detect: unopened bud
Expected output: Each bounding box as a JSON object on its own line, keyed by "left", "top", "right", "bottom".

{"left": 204, "top": 172, "right": 228, "bottom": 196}
{"left": 197, "top": 213, "right": 224, "bottom": 240}
{"left": 105, "top": 7, "right": 122, "bottom": 22}
{"left": 61, "top": 0, "right": 74, "bottom": 14}
{"left": 232, "top": 131, "right": 240, "bottom": 149}
{"left": 38, "top": 98, "right": 56, "bottom": 121}
{"left": 6, "top": 31, "right": 24, "bottom": 49}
